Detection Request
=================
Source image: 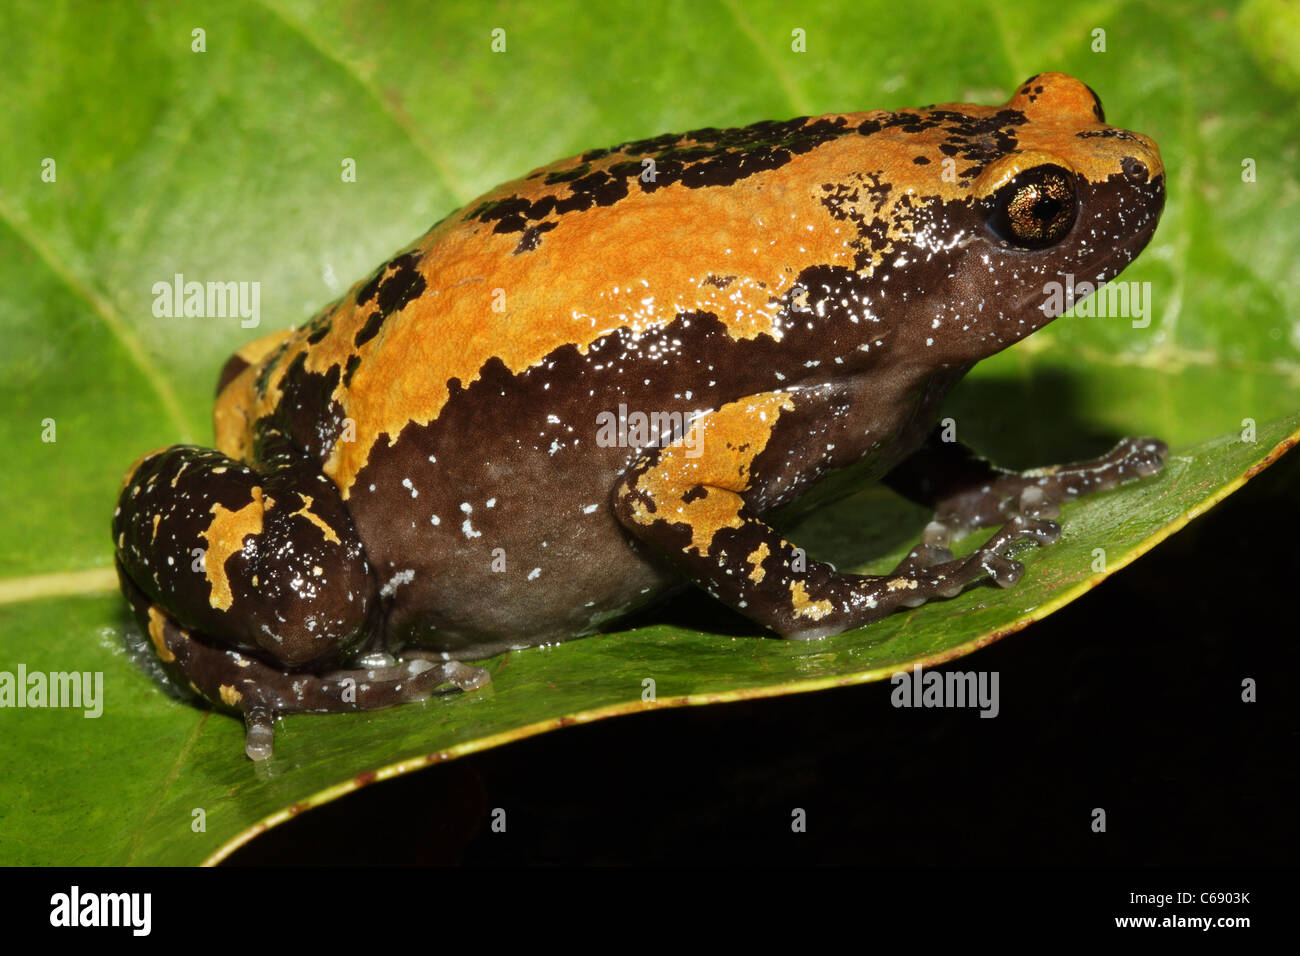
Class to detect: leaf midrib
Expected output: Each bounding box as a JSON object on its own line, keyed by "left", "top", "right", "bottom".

{"left": 0, "top": 197, "right": 193, "bottom": 441}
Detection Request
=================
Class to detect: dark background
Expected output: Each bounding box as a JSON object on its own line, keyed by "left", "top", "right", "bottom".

{"left": 229, "top": 447, "right": 1297, "bottom": 865}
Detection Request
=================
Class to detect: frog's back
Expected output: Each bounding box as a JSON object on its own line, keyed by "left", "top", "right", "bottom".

{"left": 217, "top": 74, "right": 1150, "bottom": 508}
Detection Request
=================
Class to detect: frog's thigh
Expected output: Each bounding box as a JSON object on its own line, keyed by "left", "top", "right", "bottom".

{"left": 611, "top": 388, "right": 1057, "bottom": 639}
{"left": 113, "top": 442, "right": 375, "bottom": 668}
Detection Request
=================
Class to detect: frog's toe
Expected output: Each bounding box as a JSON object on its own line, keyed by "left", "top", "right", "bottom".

{"left": 243, "top": 708, "right": 275, "bottom": 761}
{"left": 1125, "top": 437, "right": 1169, "bottom": 477}
{"left": 979, "top": 553, "right": 1025, "bottom": 588}
{"left": 940, "top": 515, "right": 1057, "bottom": 591}
{"left": 1091, "top": 436, "right": 1168, "bottom": 480}
{"left": 891, "top": 538, "right": 956, "bottom": 576}
{"left": 920, "top": 520, "right": 953, "bottom": 549}
{"left": 1011, "top": 485, "right": 1061, "bottom": 520}
{"left": 439, "top": 660, "right": 491, "bottom": 691}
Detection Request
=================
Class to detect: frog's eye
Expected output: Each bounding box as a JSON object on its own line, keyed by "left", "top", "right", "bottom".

{"left": 986, "top": 164, "right": 1077, "bottom": 249}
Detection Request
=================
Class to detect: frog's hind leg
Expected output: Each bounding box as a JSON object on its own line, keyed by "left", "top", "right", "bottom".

{"left": 611, "top": 385, "right": 1061, "bottom": 640}
{"left": 113, "top": 435, "right": 489, "bottom": 759}
{"left": 116, "top": 560, "right": 488, "bottom": 760}
{"left": 113, "top": 437, "right": 377, "bottom": 669}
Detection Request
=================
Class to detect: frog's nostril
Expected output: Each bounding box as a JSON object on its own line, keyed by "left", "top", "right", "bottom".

{"left": 1122, "top": 156, "right": 1149, "bottom": 183}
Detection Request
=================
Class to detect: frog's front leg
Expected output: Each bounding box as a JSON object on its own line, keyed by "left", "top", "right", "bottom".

{"left": 113, "top": 433, "right": 487, "bottom": 759}
{"left": 884, "top": 427, "right": 1168, "bottom": 535}
{"left": 610, "top": 387, "right": 1060, "bottom": 640}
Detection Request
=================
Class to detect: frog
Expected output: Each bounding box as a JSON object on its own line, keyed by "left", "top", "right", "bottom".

{"left": 113, "top": 72, "right": 1167, "bottom": 760}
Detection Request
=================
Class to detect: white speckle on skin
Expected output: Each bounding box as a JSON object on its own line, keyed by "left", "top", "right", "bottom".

{"left": 402, "top": 477, "right": 418, "bottom": 497}
{"left": 430, "top": 514, "right": 440, "bottom": 525}
{"left": 582, "top": 503, "right": 599, "bottom": 514}
{"left": 528, "top": 567, "right": 541, "bottom": 581}
{"left": 486, "top": 498, "right": 496, "bottom": 508}
{"left": 459, "top": 502, "right": 481, "bottom": 538}
{"left": 380, "top": 569, "right": 415, "bottom": 598}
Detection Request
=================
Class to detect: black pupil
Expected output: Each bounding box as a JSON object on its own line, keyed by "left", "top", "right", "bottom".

{"left": 1034, "top": 193, "right": 1061, "bottom": 221}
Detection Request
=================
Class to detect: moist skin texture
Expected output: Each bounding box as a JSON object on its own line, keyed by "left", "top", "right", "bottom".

{"left": 113, "top": 72, "right": 1167, "bottom": 759}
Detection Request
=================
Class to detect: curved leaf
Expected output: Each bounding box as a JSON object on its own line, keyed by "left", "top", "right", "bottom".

{"left": 0, "top": 0, "right": 1296, "bottom": 865}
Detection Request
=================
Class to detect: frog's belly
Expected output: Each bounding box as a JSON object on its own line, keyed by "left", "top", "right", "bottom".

{"left": 347, "top": 429, "right": 679, "bottom": 656}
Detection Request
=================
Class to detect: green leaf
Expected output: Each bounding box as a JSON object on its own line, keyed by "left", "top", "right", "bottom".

{"left": 0, "top": 0, "right": 1296, "bottom": 865}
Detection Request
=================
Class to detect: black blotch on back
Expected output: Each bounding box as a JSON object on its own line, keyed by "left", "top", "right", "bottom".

{"left": 857, "top": 108, "right": 1026, "bottom": 183}
{"left": 545, "top": 164, "right": 593, "bottom": 184}
{"left": 352, "top": 251, "right": 428, "bottom": 347}
{"left": 376, "top": 255, "right": 427, "bottom": 315}
{"left": 356, "top": 267, "right": 385, "bottom": 308}
{"left": 513, "top": 221, "right": 557, "bottom": 254}
{"left": 273, "top": 353, "right": 346, "bottom": 464}
{"left": 818, "top": 172, "right": 894, "bottom": 271}
{"left": 354, "top": 311, "right": 384, "bottom": 348}
{"left": 462, "top": 115, "right": 855, "bottom": 236}
{"left": 358, "top": 251, "right": 423, "bottom": 309}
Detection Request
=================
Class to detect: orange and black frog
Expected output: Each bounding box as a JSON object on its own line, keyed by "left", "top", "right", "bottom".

{"left": 113, "top": 72, "right": 1167, "bottom": 758}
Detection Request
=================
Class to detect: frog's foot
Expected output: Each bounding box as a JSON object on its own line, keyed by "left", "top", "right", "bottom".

{"left": 887, "top": 431, "right": 1168, "bottom": 535}
{"left": 116, "top": 560, "right": 489, "bottom": 761}
{"left": 240, "top": 657, "right": 490, "bottom": 760}
{"left": 883, "top": 514, "right": 1061, "bottom": 610}
{"left": 763, "top": 515, "right": 1061, "bottom": 638}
